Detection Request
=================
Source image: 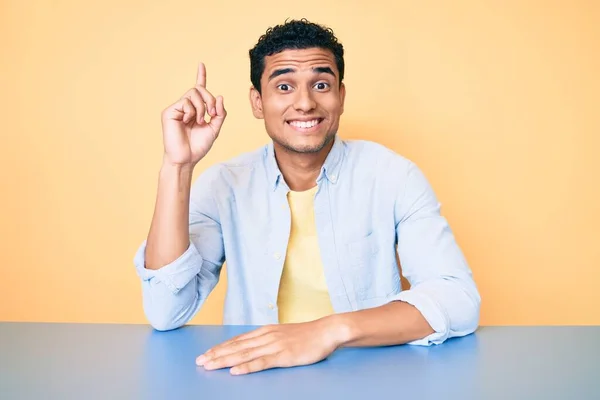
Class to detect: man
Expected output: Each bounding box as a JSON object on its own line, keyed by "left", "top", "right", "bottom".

{"left": 134, "top": 19, "right": 480, "bottom": 375}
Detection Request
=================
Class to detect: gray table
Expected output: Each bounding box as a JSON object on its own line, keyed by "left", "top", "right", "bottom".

{"left": 0, "top": 323, "right": 598, "bottom": 399}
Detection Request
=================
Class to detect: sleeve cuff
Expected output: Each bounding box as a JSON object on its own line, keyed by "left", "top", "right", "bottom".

{"left": 390, "top": 290, "right": 450, "bottom": 346}
{"left": 133, "top": 240, "right": 203, "bottom": 294}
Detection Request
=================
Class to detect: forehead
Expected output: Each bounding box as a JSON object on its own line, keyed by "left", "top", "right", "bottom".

{"left": 263, "top": 48, "right": 337, "bottom": 75}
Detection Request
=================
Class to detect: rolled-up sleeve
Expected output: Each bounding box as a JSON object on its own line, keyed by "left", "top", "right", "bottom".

{"left": 133, "top": 166, "right": 226, "bottom": 331}
{"left": 391, "top": 161, "right": 481, "bottom": 346}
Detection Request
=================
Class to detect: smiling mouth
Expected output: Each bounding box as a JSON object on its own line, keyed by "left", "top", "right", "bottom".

{"left": 286, "top": 118, "right": 324, "bottom": 131}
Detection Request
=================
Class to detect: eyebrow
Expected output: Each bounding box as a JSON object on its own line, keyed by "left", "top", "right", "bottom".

{"left": 268, "top": 66, "right": 336, "bottom": 81}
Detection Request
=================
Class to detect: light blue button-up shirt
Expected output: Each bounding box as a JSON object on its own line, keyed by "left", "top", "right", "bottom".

{"left": 134, "top": 136, "right": 481, "bottom": 345}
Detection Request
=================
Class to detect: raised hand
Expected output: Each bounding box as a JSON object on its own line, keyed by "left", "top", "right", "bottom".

{"left": 161, "top": 63, "right": 227, "bottom": 166}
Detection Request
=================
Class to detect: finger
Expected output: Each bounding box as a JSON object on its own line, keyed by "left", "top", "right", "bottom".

{"left": 217, "top": 325, "right": 271, "bottom": 349}
{"left": 208, "top": 96, "right": 227, "bottom": 134}
{"left": 163, "top": 101, "right": 184, "bottom": 122}
{"left": 183, "top": 88, "right": 207, "bottom": 125}
{"left": 174, "top": 98, "right": 195, "bottom": 124}
{"left": 197, "top": 329, "right": 274, "bottom": 366}
{"left": 230, "top": 354, "right": 280, "bottom": 375}
{"left": 204, "top": 344, "right": 278, "bottom": 371}
{"left": 195, "top": 86, "right": 217, "bottom": 117}
{"left": 196, "top": 62, "right": 206, "bottom": 88}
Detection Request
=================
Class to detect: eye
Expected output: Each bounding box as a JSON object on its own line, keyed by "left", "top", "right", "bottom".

{"left": 314, "top": 82, "right": 330, "bottom": 90}
{"left": 277, "top": 84, "right": 292, "bottom": 91}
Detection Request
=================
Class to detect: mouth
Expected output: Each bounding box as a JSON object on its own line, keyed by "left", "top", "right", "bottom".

{"left": 286, "top": 118, "right": 325, "bottom": 133}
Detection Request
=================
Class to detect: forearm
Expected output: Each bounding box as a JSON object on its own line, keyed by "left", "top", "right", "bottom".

{"left": 145, "top": 160, "right": 194, "bottom": 270}
{"left": 327, "top": 301, "right": 435, "bottom": 348}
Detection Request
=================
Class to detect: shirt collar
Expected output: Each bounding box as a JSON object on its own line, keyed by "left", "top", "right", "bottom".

{"left": 265, "top": 135, "right": 345, "bottom": 191}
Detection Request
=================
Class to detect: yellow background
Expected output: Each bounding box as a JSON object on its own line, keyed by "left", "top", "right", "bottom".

{"left": 1, "top": 0, "right": 598, "bottom": 325}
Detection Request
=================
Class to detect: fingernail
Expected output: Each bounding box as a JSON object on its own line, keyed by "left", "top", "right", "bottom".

{"left": 196, "top": 355, "right": 206, "bottom": 366}
{"left": 230, "top": 367, "right": 240, "bottom": 375}
{"left": 211, "top": 107, "right": 216, "bottom": 116}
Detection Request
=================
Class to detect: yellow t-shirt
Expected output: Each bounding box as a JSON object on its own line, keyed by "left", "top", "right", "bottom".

{"left": 277, "top": 185, "right": 335, "bottom": 324}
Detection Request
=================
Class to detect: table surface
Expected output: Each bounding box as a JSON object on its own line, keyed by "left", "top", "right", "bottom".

{"left": 1, "top": 323, "right": 598, "bottom": 400}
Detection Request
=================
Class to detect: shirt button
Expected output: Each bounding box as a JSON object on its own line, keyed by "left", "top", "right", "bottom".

{"left": 268, "top": 303, "right": 275, "bottom": 310}
{"left": 273, "top": 252, "right": 281, "bottom": 260}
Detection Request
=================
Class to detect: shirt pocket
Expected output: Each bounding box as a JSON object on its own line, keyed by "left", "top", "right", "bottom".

{"left": 342, "top": 233, "right": 379, "bottom": 297}
{"left": 346, "top": 232, "right": 379, "bottom": 266}
{"left": 342, "top": 233, "right": 400, "bottom": 300}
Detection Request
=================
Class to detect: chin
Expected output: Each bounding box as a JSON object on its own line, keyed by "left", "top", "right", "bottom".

{"left": 278, "top": 134, "right": 335, "bottom": 154}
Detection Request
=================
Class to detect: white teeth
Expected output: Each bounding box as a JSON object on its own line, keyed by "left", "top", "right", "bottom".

{"left": 289, "top": 119, "right": 320, "bottom": 129}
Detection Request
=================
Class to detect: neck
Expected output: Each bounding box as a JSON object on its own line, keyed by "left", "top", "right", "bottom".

{"left": 274, "top": 140, "right": 334, "bottom": 191}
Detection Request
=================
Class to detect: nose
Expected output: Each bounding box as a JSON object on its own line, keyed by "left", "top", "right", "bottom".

{"left": 293, "top": 86, "right": 316, "bottom": 113}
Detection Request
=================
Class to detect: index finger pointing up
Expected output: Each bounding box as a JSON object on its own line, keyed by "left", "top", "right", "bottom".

{"left": 196, "top": 62, "right": 206, "bottom": 87}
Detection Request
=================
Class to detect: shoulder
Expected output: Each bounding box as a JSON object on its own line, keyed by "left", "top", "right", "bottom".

{"left": 340, "top": 139, "right": 434, "bottom": 203}
{"left": 340, "top": 140, "right": 439, "bottom": 218}
{"left": 341, "top": 138, "right": 415, "bottom": 174}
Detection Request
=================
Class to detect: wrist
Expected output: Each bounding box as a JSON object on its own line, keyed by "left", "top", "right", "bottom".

{"left": 160, "top": 159, "right": 195, "bottom": 178}
{"left": 158, "top": 161, "right": 194, "bottom": 192}
{"left": 320, "top": 313, "right": 356, "bottom": 348}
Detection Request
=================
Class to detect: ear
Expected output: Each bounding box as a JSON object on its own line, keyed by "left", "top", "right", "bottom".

{"left": 249, "top": 87, "right": 264, "bottom": 119}
{"left": 339, "top": 82, "right": 346, "bottom": 115}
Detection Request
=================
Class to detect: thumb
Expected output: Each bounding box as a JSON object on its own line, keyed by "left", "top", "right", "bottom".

{"left": 208, "top": 95, "right": 227, "bottom": 135}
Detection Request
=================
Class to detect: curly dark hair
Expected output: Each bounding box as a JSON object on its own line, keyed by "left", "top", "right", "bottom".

{"left": 249, "top": 19, "right": 345, "bottom": 94}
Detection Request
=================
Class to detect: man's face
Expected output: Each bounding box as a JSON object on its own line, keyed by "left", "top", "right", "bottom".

{"left": 250, "top": 48, "right": 346, "bottom": 154}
